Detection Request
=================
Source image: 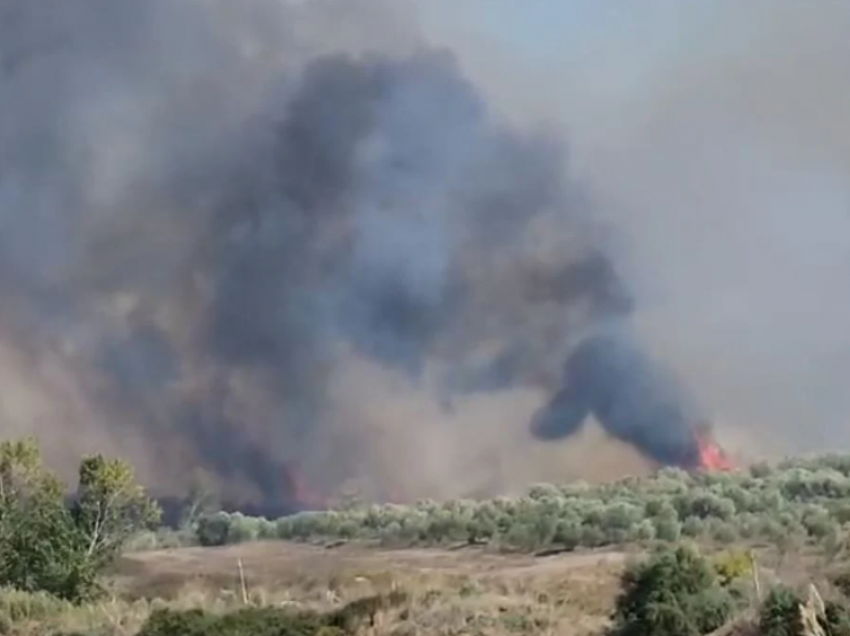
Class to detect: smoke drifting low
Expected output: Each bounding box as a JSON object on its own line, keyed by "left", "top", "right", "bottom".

{"left": 0, "top": 0, "right": 645, "bottom": 508}
{"left": 529, "top": 328, "right": 715, "bottom": 470}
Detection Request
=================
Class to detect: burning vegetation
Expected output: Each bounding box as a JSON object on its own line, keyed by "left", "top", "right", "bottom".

{"left": 529, "top": 330, "right": 734, "bottom": 474}
{"left": 696, "top": 431, "right": 735, "bottom": 472}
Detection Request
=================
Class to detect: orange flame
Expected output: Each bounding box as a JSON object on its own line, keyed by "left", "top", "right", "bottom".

{"left": 697, "top": 434, "right": 734, "bottom": 471}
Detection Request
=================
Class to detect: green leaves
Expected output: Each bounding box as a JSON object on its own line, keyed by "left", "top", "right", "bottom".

{"left": 73, "top": 454, "right": 162, "bottom": 569}
{"left": 0, "top": 439, "right": 159, "bottom": 602}
{"left": 610, "top": 546, "right": 734, "bottom": 636}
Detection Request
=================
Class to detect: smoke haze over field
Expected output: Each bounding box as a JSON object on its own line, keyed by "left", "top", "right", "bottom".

{"left": 1, "top": 0, "right": 850, "bottom": 507}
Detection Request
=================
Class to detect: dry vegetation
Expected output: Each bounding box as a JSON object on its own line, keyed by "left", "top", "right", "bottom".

{"left": 6, "top": 539, "right": 850, "bottom": 636}
{"left": 1, "top": 542, "right": 638, "bottom": 635}
{"left": 10, "top": 452, "right": 850, "bottom": 635}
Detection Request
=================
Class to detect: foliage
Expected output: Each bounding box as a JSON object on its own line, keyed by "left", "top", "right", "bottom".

{"left": 759, "top": 586, "right": 803, "bottom": 636}
{"left": 0, "top": 438, "right": 159, "bottom": 602}
{"left": 136, "top": 591, "right": 408, "bottom": 636}
{"left": 759, "top": 585, "right": 850, "bottom": 636}
{"left": 712, "top": 549, "right": 753, "bottom": 587}
{"left": 0, "top": 439, "right": 94, "bottom": 600}
{"left": 609, "top": 545, "right": 734, "bottom": 636}
{"left": 188, "top": 457, "right": 850, "bottom": 553}
{"left": 72, "top": 454, "right": 162, "bottom": 571}
{"left": 196, "top": 511, "right": 234, "bottom": 547}
{"left": 825, "top": 601, "right": 850, "bottom": 636}
{"left": 138, "top": 607, "right": 337, "bottom": 636}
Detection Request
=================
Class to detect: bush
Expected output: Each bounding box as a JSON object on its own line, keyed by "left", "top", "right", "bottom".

{"left": 196, "top": 512, "right": 232, "bottom": 547}
{"left": 826, "top": 601, "right": 850, "bottom": 636}
{"left": 609, "top": 545, "right": 734, "bottom": 636}
{"left": 759, "top": 587, "right": 850, "bottom": 636}
{"left": 759, "top": 586, "right": 803, "bottom": 636}
{"left": 712, "top": 550, "right": 752, "bottom": 587}
{"left": 137, "top": 590, "right": 409, "bottom": 636}
{"left": 138, "top": 607, "right": 338, "bottom": 636}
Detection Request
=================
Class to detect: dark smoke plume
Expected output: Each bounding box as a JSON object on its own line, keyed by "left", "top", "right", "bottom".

{"left": 0, "top": 0, "right": 638, "bottom": 509}
{"left": 529, "top": 326, "right": 709, "bottom": 469}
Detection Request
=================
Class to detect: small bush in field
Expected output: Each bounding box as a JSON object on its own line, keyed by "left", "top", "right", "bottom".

{"left": 609, "top": 545, "right": 733, "bottom": 636}
{"left": 759, "top": 586, "right": 803, "bottom": 636}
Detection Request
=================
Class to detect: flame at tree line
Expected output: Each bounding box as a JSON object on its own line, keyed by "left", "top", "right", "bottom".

{"left": 697, "top": 433, "right": 735, "bottom": 472}
{"left": 275, "top": 328, "right": 738, "bottom": 513}
{"left": 278, "top": 428, "right": 735, "bottom": 513}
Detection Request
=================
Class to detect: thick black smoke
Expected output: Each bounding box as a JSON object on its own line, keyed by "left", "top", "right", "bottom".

{"left": 529, "top": 326, "right": 708, "bottom": 468}
{"left": 0, "top": 0, "right": 635, "bottom": 508}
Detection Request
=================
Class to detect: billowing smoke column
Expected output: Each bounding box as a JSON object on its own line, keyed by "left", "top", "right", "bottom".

{"left": 529, "top": 326, "right": 731, "bottom": 471}
{"left": 0, "top": 0, "right": 641, "bottom": 511}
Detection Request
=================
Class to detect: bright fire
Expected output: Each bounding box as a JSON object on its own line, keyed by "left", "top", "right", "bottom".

{"left": 697, "top": 435, "right": 735, "bottom": 471}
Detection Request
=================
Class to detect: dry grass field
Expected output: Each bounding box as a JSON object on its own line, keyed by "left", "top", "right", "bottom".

{"left": 4, "top": 536, "right": 840, "bottom": 635}
{"left": 103, "top": 542, "right": 630, "bottom": 636}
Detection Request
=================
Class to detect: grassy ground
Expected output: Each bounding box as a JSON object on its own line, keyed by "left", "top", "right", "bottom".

{"left": 6, "top": 541, "right": 631, "bottom": 636}
{"left": 8, "top": 538, "right": 840, "bottom": 636}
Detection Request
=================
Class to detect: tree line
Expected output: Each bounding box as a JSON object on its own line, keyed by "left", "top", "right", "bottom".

{"left": 188, "top": 457, "right": 850, "bottom": 554}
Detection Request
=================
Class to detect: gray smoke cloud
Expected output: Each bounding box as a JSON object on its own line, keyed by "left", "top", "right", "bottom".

{"left": 585, "top": 1, "right": 850, "bottom": 458}
{"left": 7, "top": 0, "right": 846, "bottom": 508}
{"left": 0, "top": 0, "right": 630, "bottom": 508}
{"left": 431, "top": 0, "right": 850, "bottom": 460}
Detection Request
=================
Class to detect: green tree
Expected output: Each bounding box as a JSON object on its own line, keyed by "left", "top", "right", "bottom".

{"left": 0, "top": 439, "right": 88, "bottom": 599}
{"left": 0, "top": 439, "right": 160, "bottom": 602}
{"left": 72, "top": 454, "right": 161, "bottom": 571}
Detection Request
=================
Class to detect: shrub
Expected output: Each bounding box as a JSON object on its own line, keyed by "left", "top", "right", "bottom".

{"left": 712, "top": 550, "right": 752, "bottom": 587}
{"left": 759, "top": 586, "right": 803, "bottom": 636}
{"left": 227, "top": 513, "right": 261, "bottom": 543}
{"left": 826, "top": 601, "right": 850, "bottom": 636}
{"left": 609, "top": 545, "right": 734, "bottom": 636}
{"left": 196, "top": 512, "right": 232, "bottom": 547}
{"left": 138, "top": 607, "right": 338, "bottom": 636}
{"left": 136, "top": 591, "right": 408, "bottom": 636}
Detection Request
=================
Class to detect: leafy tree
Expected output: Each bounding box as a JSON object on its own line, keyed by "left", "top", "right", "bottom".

{"left": 0, "top": 439, "right": 159, "bottom": 602}
{"left": 0, "top": 439, "right": 89, "bottom": 599}
{"left": 610, "top": 545, "right": 733, "bottom": 636}
{"left": 72, "top": 454, "right": 161, "bottom": 571}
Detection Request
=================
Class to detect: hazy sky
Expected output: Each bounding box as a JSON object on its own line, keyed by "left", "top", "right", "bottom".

{"left": 417, "top": 2, "right": 701, "bottom": 91}
{"left": 414, "top": 1, "right": 850, "bottom": 455}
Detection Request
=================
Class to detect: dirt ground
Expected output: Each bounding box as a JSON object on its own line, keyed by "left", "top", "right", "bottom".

{"left": 113, "top": 542, "right": 631, "bottom": 635}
